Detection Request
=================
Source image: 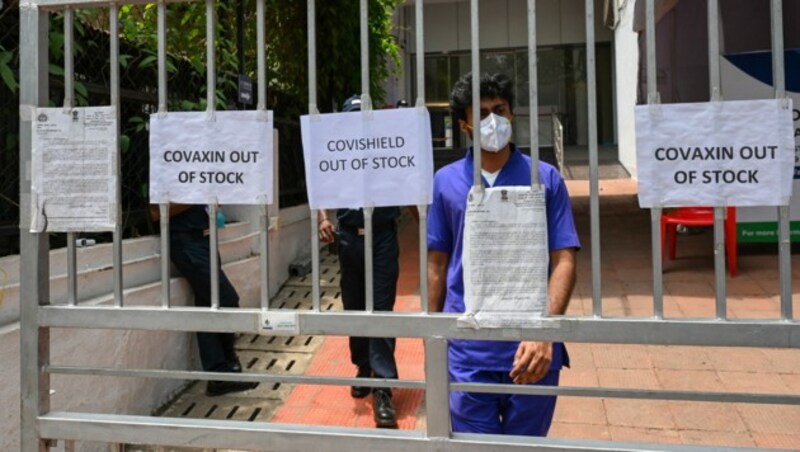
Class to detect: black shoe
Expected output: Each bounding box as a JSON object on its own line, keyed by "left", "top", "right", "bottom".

{"left": 351, "top": 367, "right": 371, "bottom": 399}
{"left": 373, "top": 390, "right": 397, "bottom": 428}
{"left": 206, "top": 380, "right": 258, "bottom": 397}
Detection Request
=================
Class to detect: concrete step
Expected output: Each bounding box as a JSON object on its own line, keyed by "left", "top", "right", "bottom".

{"left": 0, "top": 222, "right": 260, "bottom": 327}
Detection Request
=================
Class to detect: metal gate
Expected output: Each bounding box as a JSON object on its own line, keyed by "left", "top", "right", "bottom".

{"left": 18, "top": 0, "right": 799, "bottom": 450}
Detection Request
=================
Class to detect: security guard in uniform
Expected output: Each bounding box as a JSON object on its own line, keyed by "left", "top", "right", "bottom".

{"left": 318, "top": 95, "right": 400, "bottom": 428}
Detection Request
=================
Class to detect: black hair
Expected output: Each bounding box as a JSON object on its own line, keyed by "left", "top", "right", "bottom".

{"left": 450, "top": 72, "right": 514, "bottom": 122}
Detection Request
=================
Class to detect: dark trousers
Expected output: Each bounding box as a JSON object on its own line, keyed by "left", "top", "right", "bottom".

{"left": 170, "top": 232, "right": 241, "bottom": 372}
{"left": 337, "top": 226, "right": 400, "bottom": 383}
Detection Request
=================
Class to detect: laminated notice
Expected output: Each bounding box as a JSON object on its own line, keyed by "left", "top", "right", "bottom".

{"left": 461, "top": 186, "right": 549, "bottom": 329}
{"left": 259, "top": 311, "right": 299, "bottom": 336}
{"left": 30, "top": 107, "right": 118, "bottom": 232}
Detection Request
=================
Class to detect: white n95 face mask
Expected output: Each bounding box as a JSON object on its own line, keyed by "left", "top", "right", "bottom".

{"left": 477, "top": 113, "right": 512, "bottom": 153}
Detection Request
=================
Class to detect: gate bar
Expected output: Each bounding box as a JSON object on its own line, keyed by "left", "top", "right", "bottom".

{"left": 310, "top": 209, "right": 321, "bottom": 312}
{"left": 47, "top": 365, "right": 426, "bottom": 389}
{"left": 206, "top": 0, "right": 220, "bottom": 309}
{"left": 645, "top": 0, "right": 664, "bottom": 319}
{"left": 209, "top": 202, "right": 220, "bottom": 309}
{"left": 63, "top": 9, "right": 74, "bottom": 109}
{"left": 157, "top": 0, "right": 167, "bottom": 114}
{"left": 424, "top": 337, "right": 451, "bottom": 438}
{"left": 708, "top": 0, "right": 727, "bottom": 320}
{"left": 585, "top": 0, "right": 602, "bottom": 316}
{"left": 528, "top": 0, "right": 539, "bottom": 187}
{"left": 771, "top": 0, "right": 792, "bottom": 320}
{"left": 414, "top": 0, "right": 424, "bottom": 108}
{"left": 256, "top": 0, "right": 266, "bottom": 112}
{"left": 259, "top": 206, "right": 270, "bottom": 309}
{"left": 360, "top": 0, "right": 371, "bottom": 110}
{"left": 64, "top": 8, "right": 78, "bottom": 307}
{"left": 415, "top": 0, "right": 429, "bottom": 314}
{"left": 470, "top": 0, "right": 481, "bottom": 187}
{"left": 19, "top": 5, "right": 51, "bottom": 451}
{"left": 360, "top": 0, "right": 376, "bottom": 313}
{"left": 38, "top": 307, "right": 800, "bottom": 347}
{"left": 364, "top": 206, "right": 375, "bottom": 312}
{"left": 110, "top": 4, "right": 123, "bottom": 308}
{"left": 256, "top": 0, "right": 270, "bottom": 310}
{"left": 157, "top": 0, "right": 171, "bottom": 308}
{"left": 205, "top": 0, "right": 216, "bottom": 113}
{"left": 418, "top": 205, "right": 429, "bottom": 313}
{"left": 43, "top": 363, "right": 800, "bottom": 405}
{"left": 38, "top": 412, "right": 785, "bottom": 452}
{"left": 308, "top": 0, "right": 321, "bottom": 312}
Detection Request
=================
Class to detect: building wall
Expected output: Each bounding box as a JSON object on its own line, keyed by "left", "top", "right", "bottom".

{"left": 615, "top": 0, "right": 640, "bottom": 177}
{"left": 401, "top": 0, "right": 614, "bottom": 54}
{"left": 392, "top": 0, "right": 635, "bottom": 158}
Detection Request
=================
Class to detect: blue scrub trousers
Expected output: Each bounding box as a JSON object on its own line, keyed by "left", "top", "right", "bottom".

{"left": 449, "top": 366, "right": 560, "bottom": 436}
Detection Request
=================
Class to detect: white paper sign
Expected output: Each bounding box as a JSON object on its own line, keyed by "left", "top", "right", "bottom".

{"left": 461, "top": 186, "right": 549, "bottom": 329}
{"left": 300, "top": 108, "right": 433, "bottom": 209}
{"left": 635, "top": 99, "right": 795, "bottom": 208}
{"left": 30, "top": 107, "right": 118, "bottom": 232}
{"left": 149, "top": 111, "right": 273, "bottom": 204}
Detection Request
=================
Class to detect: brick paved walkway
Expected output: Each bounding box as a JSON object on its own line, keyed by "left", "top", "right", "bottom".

{"left": 153, "top": 179, "right": 800, "bottom": 451}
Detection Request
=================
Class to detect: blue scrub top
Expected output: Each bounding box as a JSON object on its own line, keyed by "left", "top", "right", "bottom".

{"left": 427, "top": 145, "right": 581, "bottom": 372}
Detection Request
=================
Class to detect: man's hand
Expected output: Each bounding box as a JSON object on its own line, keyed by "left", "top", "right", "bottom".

{"left": 318, "top": 218, "right": 336, "bottom": 244}
{"left": 509, "top": 341, "right": 552, "bottom": 384}
{"left": 427, "top": 250, "right": 450, "bottom": 312}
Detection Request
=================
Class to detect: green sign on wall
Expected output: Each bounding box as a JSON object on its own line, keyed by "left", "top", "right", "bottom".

{"left": 738, "top": 222, "right": 800, "bottom": 243}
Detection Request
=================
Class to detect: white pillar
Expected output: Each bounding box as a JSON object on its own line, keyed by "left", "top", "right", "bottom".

{"left": 614, "top": 0, "right": 639, "bottom": 178}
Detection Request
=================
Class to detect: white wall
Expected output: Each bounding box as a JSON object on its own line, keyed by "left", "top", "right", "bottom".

{"left": 615, "top": 0, "right": 640, "bottom": 177}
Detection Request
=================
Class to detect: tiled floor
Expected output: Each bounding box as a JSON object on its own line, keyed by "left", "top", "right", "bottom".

{"left": 549, "top": 179, "right": 800, "bottom": 449}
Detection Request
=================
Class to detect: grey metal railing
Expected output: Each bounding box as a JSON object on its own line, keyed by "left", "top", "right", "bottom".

{"left": 18, "top": 0, "right": 798, "bottom": 451}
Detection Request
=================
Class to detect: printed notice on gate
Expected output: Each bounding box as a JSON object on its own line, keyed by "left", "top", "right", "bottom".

{"left": 30, "top": 107, "right": 118, "bottom": 232}
{"left": 636, "top": 99, "right": 795, "bottom": 208}
{"left": 300, "top": 108, "right": 434, "bottom": 209}
{"left": 149, "top": 111, "right": 273, "bottom": 205}
{"left": 461, "top": 186, "right": 549, "bottom": 329}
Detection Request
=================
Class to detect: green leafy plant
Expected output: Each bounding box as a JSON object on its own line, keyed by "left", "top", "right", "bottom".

{"left": 0, "top": 46, "right": 17, "bottom": 93}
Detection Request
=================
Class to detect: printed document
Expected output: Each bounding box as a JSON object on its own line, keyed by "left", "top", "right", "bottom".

{"left": 461, "top": 186, "right": 549, "bottom": 328}
{"left": 31, "top": 107, "right": 118, "bottom": 232}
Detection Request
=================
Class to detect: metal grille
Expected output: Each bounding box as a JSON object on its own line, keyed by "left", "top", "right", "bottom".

{"left": 18, "top": 1, "right": 799, "bottom": 452}
{"left": 1, "top": 1, "right": 309, "bottom": 257}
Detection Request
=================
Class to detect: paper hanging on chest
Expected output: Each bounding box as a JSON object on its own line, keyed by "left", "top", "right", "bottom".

{"left": 461, "top": 186, "right": 549, "bottom": 329}
{"left": 149, "top": 111, "right": 274, "bottom": 205}
{"left": 30, "top": 107, "right": 118, "bottom": 232}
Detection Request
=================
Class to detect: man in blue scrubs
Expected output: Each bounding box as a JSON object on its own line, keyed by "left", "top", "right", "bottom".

{"left": 427, "top": 73, "right": 580, "bottom": 436}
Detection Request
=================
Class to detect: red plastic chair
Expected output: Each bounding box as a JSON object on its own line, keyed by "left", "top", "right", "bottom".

{"left": 660, "top": 207, "right": 737, "bottom": 277}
